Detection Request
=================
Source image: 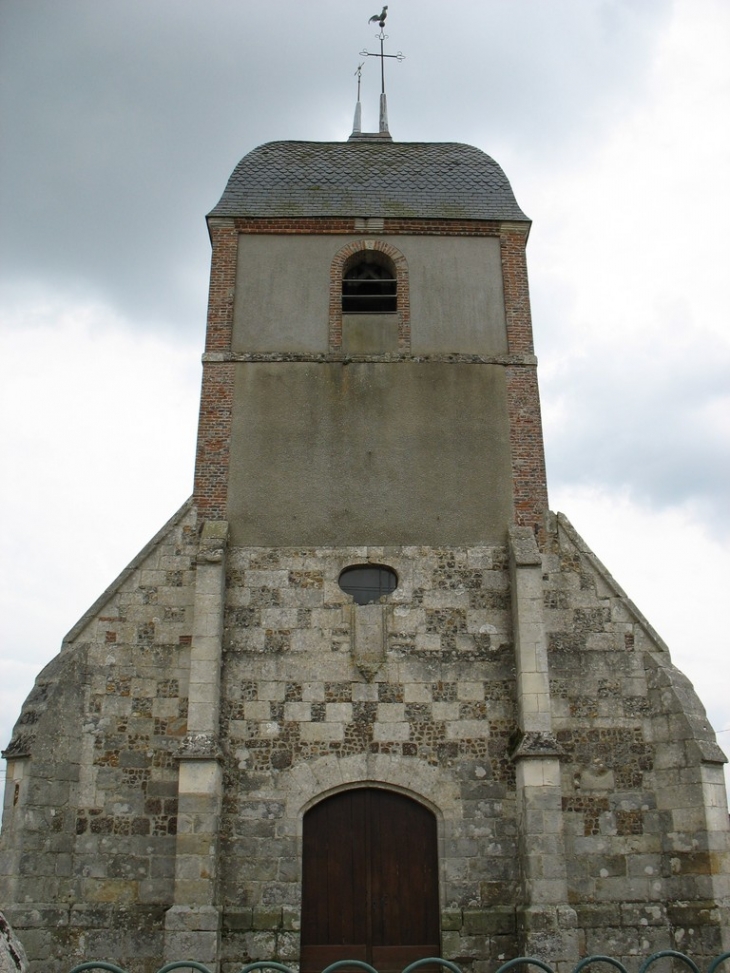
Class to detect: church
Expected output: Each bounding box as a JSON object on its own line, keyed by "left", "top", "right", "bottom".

{"left": 1, "top": 25, "right": 729, "bottom": 973}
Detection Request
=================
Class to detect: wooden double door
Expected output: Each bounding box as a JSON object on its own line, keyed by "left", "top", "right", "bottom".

{"left": 301, "top": 788, "right": 440, "bottom": 973}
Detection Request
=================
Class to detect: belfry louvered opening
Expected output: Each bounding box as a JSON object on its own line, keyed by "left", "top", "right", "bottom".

{"left": 342, "top": 252, "right": 397, "bottom": 313}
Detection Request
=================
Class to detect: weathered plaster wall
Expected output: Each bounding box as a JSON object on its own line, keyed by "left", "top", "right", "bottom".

{"left": 408, "top": 236, "right": 507, "bottom": 355}
{"left": 195, "top": 220, "right": 546, "bottom": 539}
{"left": 226, "top": 362, "right": 513, "bottom": 548}
{"left": 232, "top": 235, "right": 507, "bottom": 356}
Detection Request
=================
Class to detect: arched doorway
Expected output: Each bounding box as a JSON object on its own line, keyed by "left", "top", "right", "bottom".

{"left": 300, "top": 788, "right": 440, "bottom": 973}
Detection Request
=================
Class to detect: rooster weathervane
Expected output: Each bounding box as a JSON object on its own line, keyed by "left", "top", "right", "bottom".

{"left": 361, "top": 4, "right": 404, "bottom": 96}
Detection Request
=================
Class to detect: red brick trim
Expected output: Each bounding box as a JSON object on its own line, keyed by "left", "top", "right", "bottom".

{"left": 506, "top": 365, "right": 549, "bottom": 543}
{"left": 499, "top": 225, "right": 547, "bottom": 541}
{"left": 205, "top": 220, "right": 238, "bottom": 353}
{"left": 500, "top": 226, "right": 534, "bottom": 356}
{"left": 193, "top": 361, "right": 235, "bottom": 520}
{"left": 194, "top": 220, "right": 238, "bottom": 519}
{"left": 229, "top": 217, "right": 505, "bottom": 237}
{"left": 329, "top": 240, "right": 410, "bottom": 353}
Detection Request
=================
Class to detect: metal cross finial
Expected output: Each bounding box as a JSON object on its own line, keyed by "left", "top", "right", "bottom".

{"left": 361, "top": 10, "right": 405, "bottom": 95}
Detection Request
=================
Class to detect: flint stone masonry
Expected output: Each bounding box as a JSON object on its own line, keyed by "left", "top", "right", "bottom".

{"left": 1, "top": 502, "right": 198, "bottom": 972}
{"left": 2, "top": 506, "right": 728, "bottom": 970}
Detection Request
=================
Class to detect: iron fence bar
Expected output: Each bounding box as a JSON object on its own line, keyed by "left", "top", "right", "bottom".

{"left": 67, "top": 964, "right": 128, "bottom": 973}
{"left": 402, "top": 959, "right": 463, "bottom": 973}
{"left": 573, "top": 956, "right": 631, "bottom": 973}
{"left": 638, "top": 952, "right": 701, "bottom": 973}
{"left": 65, "top": 953, "right": 730, "bottom": 973}
{"left": 707, "top": 953, "right": 730, "bottom": 973}
{"left": 321, "top": 961, "right": 380, "bottom": 973}
{"left": 494, "top": 959, "right": 556, "bottom": 973}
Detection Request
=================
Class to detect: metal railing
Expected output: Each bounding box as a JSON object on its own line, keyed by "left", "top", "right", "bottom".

{"left": 66, "top": 951, "right": 730, "bottom": 973}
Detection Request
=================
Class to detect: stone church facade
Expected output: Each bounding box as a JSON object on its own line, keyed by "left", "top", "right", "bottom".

{"left": 1, "top": 138, "right": 729, "bottom": 973}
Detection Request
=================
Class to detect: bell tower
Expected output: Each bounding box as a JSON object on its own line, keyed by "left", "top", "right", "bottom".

{"left": 194, "top": 139, "right": 546, "bottom": 548}
{"left": 174, "top": 137, "right": 567, "bottom": 967}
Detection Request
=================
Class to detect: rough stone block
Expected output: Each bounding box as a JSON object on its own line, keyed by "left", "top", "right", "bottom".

{"left": 243, "top": 930, "right": 277, "bottom": 959}
{"left": 222, "top": 909, "right": 254, "bottom": 931}
{"left": 281, "top": 907, "right": 301, "bottom": 932}
{"left": 300, "top": 722, "right": 343, "bottom": 742}
{"left": 463, "top": 908, "right": 515, "bottom": 935}
{"left": 440, "top": 930, "right": 461, "bottom": 956}
{"left": 253, "top": 908, "right": 282, "bottom": 930}
{"left": 440, "top": 909, "right": 462, "bottom": 931}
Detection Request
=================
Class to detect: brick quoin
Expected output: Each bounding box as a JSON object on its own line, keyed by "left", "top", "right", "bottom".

{"left": 506, "top": 365, "right": 549, "bottom": 543}
{"left": 500, "top": 224, "right": 548, "bottom": 542}
{"left": 193, "top": 361, "right": 235, "bottom": 520}
{"left": 205, "top": 220, "right": 238, "bottom": 353}
{"left": 500, "top": 225, "right": 534, "bottom": 356}
{"left": 193, "top": 220, "right": 238, "bottom": 519}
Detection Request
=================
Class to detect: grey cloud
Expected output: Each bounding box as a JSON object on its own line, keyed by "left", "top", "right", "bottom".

{"left": 542, "top": 340, "right": 730, "bottom": 530}
{"left": 1, "top": 0, "right": 670, "bottom": 335}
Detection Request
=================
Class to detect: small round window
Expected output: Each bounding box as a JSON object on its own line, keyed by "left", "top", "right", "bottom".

{"left": 338, "top": 564, "right": 398, "bottom": 605}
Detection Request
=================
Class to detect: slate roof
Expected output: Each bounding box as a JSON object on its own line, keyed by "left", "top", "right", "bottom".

{"left": 209, "top": 141, "right": 529, "bottom": 222}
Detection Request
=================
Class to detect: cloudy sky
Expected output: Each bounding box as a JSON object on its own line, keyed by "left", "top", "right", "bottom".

{"left": 1, "top": 0, "right": 729, "bottom": 791}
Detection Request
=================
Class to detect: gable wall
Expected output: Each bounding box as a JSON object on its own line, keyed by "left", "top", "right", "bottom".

{"left": 2, "top": 514, "right": 728, "bottom": 971}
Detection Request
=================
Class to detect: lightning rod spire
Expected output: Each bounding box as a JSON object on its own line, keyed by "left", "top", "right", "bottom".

{"left": 349, "top": 5, "right": 405, "bottom": 140}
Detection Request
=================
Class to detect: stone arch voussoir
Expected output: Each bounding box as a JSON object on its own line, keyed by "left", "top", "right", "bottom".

{"left": 284, "top": 752, "right": 460, "bottom": 826}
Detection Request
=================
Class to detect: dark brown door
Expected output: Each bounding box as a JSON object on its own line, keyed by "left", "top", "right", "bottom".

{"left": 301, "top": 788, "right": 440, "bottom": 973}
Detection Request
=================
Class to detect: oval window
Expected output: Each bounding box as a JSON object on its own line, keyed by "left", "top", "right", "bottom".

{"left": 338, "top": 564, "right": 398, "bottom": 605}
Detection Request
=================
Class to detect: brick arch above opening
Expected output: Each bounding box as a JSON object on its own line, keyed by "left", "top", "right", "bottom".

{"left": 329, "top": 239, "right": 410, "bottom": 354}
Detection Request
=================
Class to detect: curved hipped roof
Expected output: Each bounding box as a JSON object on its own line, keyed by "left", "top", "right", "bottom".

{"left": 209, "top": 140, "right": 529, "bottom": 223}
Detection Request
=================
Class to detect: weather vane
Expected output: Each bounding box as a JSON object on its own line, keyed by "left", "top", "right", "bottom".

{"left": 359, "top": 5, "right": 405, "bottom": 136}
{"left": 362, "top": 6, "right": 405, "bottom": 95}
